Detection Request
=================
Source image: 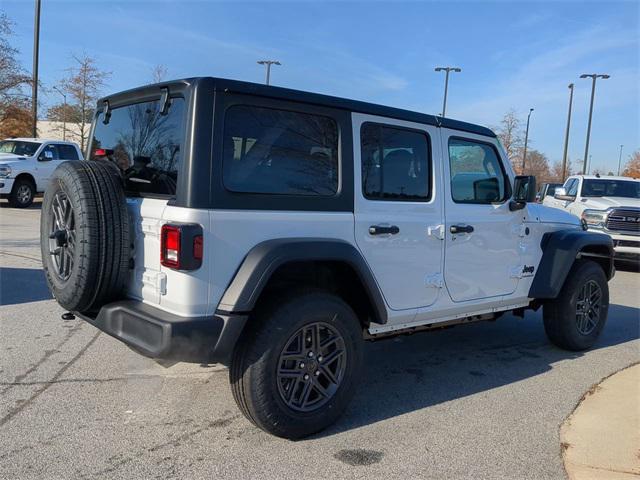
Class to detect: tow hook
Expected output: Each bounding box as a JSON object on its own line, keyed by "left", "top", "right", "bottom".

{"left": 61, "top": 312, "right": 75, "bottom": 320}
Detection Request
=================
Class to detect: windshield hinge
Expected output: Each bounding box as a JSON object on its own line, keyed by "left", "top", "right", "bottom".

{"left": 160, "top": 87, "right": 170, "bottom": 115}
{"left": 102, "top": 100, "right": 111, "bottom": 125}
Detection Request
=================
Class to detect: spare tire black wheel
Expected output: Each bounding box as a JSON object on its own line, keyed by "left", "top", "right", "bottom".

{"left": 40, "top": 161, "right": 131, "bottom": 313}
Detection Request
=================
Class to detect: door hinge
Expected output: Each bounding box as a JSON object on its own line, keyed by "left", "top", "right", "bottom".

{"left": 427, "top": 224, "right": 445, "bottom": 240}
{"left": 425, "top": 273, "right": 444, "bottom": 288}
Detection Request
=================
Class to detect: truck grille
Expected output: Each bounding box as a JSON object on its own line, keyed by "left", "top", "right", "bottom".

{"left": 606, "top": 208, "right": 640, "bottom": 234}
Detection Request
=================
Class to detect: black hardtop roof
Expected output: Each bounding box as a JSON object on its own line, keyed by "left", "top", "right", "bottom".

{"left": 99, "top": 76, "right": 496, "bottom": 138}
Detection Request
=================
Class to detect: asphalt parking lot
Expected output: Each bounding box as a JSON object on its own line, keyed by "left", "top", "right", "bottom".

{"left": 1, "top": 200, "right": 639, "bottom": 480}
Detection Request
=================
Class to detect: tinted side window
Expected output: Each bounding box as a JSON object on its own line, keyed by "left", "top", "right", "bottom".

{"left": 448, "top": 138, "right": 508, "bottom": 204}
{"left": 41, "top": 145, "right": 60, "bottom": 160}
{"left": 361, "top": 123, "right": 430, "bottom": 201}
{"left": 90, "top": 98, "right": 186, "bottom": 197}
{"left": 223, "top": 105, "right": 339, "bottom": 196}
{"left": 57, "top": 144, "right": 79, "bottom": 160}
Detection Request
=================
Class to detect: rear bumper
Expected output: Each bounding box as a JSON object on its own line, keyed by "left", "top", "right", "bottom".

{"left": 76, "top": 300, "right": 247, "bottom": 364}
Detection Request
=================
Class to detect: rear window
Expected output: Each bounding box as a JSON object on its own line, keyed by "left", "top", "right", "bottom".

{"left": 90, "top": 97, "right": 186, "bottom": 196}
{"left": 222, "top": 105, "right": 339, "bottom": 196}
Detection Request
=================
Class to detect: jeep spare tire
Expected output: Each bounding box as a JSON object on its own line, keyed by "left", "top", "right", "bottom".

{"left": 40, "top": 161, "right": 130, "bottom": 313}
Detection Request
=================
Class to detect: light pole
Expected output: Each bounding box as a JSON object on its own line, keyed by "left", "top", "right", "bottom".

{"left": 257, "top": 60, "right": 281, "bottom": 86}
{"left": 52, "top": 86, "right": 67, "bottom": 141}
{"left": 522, "top": 108, "right": 534, "bottom": 173}
{"left": 31, "top": 0, "right": 41, "bottom": 138}
{"left": 561, "top": 83, "right": 574, "bottom": 182}
{"left": 580, "top": 73, "right": 610, "bottom": 174}
{"left": 618, "top": 144, "right": 624, "bottom": 176}
{"left": 434, "top": 66, "right": 461, "bottom": 117}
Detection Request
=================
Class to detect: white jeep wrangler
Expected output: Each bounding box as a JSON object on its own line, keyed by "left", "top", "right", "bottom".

{"left": 40, "top": 78, "right": 614, "bottom": 438}
{"left": 0, "top": 138, "right": 83, "bottom": 208}
{"left": 543, "top": 174, "right": 640, "bottom": 262}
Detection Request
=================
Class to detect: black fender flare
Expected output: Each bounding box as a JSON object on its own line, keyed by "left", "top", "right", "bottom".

{"left": 528, "top": 229, "right": 614, "bottom": 299}
{"left": 216, "top": 238, "right": 388, "bottom": 324}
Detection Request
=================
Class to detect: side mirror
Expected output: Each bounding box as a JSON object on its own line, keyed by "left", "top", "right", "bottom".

{"left": 509, "top": 175, "right": 536, "bottom": 212}
{"left": 510, "top": 175, "right": 536, "bottom": 211}
{"left": 39, "top": 150, "right": 54, "bottom": 161}
{"left": 554, "top": 187, "right": 575, "bottom": 202}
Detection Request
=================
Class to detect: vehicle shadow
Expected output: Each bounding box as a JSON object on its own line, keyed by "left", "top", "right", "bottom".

{"left": 316, "top": 303, "right": 640, "bottom": 438}
{"left": 0, "top": 267, "right": 52, "bottom": 306}
{"left": 615, "top": 260, "right": 640, "bottom": 273}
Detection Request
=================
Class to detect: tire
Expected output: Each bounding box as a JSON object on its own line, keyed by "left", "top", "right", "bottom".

{"left": 230, "top": 291, "right": 363, "bottom": 439}
{"left": 9, "top": 177, "right": 35, "bottom": 208}
{"left": 40, "top": 161, "right": 130, "bottom": 313}
{"left": 543, "top": 259, "right": 609, "bottom": 351}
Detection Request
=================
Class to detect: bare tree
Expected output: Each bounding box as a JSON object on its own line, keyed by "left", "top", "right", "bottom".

{"left": 494, "top": 110, "right": 523, "bottom": 165}
{"left": 0, "top": 13, "right": 31, "bottom": 97}
{"left": 50, "top": 53, "right": 111, "bottom": 150}
{"left": 0, "top": 12, "right": 32, "bottom": 137}
{"left": 151, "top": 64, "right": 168, "bottom": 83}
{"left": 549, "top": 161, "right": 565, "bottom": 182}
{"left": 522, "top": 149, "right": 551, "bottom": 183}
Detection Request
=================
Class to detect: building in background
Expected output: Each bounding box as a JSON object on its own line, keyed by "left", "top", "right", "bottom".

{"left": 35, "top": 121, "right": 89, "bottom": 147}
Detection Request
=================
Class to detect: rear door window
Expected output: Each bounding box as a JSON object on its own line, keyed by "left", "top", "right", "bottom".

{"left": 360, "top": 123, "right": 431, "bottom": 201}
{"left": 90, "top": 97, "right": 186, "bottom": 196}
{"left": 57, "top": 144, "right": 79, "bottom": 160}
{"left": 222, "top": 105, "right": 339, "bottom": 196}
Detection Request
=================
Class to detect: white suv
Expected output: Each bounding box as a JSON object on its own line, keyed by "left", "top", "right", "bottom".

{"left": 39, "top": 78, "right": 615, "bottom": 438}
{"left": 0, "top": 138, "right": 83, "bottom": 208}
{"left": 544, "top": 175, "right": 640, "bottom": 262}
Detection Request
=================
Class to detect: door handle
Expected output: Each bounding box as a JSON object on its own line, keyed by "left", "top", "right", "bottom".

{"left": 369, "top": 225, "right": 400, "bottom": 235}
{"left": 450, "top": 224, "right": 474, "bottom": 234}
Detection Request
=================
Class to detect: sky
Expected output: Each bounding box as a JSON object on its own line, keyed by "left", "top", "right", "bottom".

{"left": 1, "top": 0, "right": 638, "bottom": 174}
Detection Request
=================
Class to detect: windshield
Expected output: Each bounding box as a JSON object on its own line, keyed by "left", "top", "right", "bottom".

{"left": 90, "top": 97, "right": 186, "bottom": 197}
{"left": 0, "top": 140, "right": 41, "bottom": 156}
{"left": 581, "top": 179, "right": 640, "bottom": 199}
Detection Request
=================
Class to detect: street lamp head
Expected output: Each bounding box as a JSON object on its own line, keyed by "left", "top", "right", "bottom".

{"left": 598, "top": 74, "right": 610, "bottom": 79}
{"left": 529, "top": 108, "right": 534, "bottom": 113}
{"left": 568, "top": 83, "right": 574, "bottom": 88}
{"left": 435, "top": 67, "right": 444, "bottom": 72}
{"left": 579, "top": 74, "right": 592, "bottom": 79}
{"left": 452, "top": 68, "right": 462, "bottom": 72}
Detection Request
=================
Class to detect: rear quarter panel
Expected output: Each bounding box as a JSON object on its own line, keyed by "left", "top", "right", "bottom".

{"left": 208, "top": 210, "right": 355, "bottom": 313}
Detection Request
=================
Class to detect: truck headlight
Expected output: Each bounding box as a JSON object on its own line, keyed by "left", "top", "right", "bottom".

{"left": 0, "top": 166, "right": 11, "bottom": 178}
{"left": 581, "top": 209, "right": 608, "bottom": 228}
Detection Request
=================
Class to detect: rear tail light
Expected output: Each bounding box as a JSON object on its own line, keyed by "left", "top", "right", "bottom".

{"left": 160, "top": 223, "right": 203, "bottom": 270}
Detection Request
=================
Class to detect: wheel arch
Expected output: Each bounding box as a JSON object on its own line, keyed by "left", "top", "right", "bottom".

{"left": 216, "top": 238, "right": 388, "bottom": 325}
{"left": 529, "top": 229, "right": 614, "bottom": 299}
{"left": 13, "top": 172, "right": 37, "bottom": 189}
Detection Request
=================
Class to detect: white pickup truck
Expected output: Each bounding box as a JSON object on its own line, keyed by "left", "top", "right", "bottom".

{"left": 544, "top": 175, "right": 640, "bottom": 262}
{"left": 0, "top": 138, "right": 83, "bottom": 208}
